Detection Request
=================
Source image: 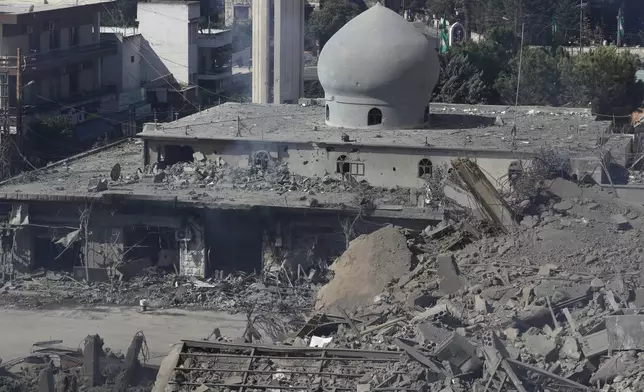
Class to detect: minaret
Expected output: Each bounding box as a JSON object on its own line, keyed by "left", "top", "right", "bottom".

{"left": 273, "top": 0, "right": 305, "bottom": 104}
{"left": 251, "top": 0, "right": 270, "bottom": 103}
{"left": 251, "top": 0, "right": 305, "bottom": 104}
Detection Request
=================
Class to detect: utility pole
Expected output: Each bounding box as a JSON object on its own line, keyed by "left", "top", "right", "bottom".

{"left": 0, "top": 71, "right": 9, "bottom": 180}
{"left": 15, "top": 47, "right": 22, "bottom": 175}
{"left": 579, "top": 0, "right": 583, "bottom": 55}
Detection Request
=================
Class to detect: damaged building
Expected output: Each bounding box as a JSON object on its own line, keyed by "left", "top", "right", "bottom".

{"left": 0, "top": 4, "right": 636, "bottom": 281}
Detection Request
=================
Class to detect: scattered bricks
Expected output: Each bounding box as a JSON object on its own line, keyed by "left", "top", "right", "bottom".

{"left": 560, "top": 336, "right": 581, "bottom": 360}
{"left": 192, "top": 151, "right": 206, "bottom": 162}
{"left": 153, "top": 171, "right": 166, "bottom": 183}
{"left": 37, "top": 368, "right": 55, "bottom": 392}
{"left": 436, "top": 253, "right": 466, "bottom": 294}
{"left": 611, "top": 214, "right": 632, "bottom": 231}
{"left": 412, "top": 304, "right": 448, "bottom": 322}
{"left": 524, "top": 334, "right": 558, "bottom": 362}
{"left": 87, "top": 178, "right": 108, "bottom": 192}
{"left": 553, "top": 201, "right": 573, "bottom": 213}
{"left": 606, "top": 315, "right": 644, "bottom": 351}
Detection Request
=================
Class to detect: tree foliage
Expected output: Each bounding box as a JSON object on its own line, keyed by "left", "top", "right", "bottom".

{"left": 26, "top": 116, "right": 76, "bottom": 164}
{"left": 308, "top": 0, "right": 362, "bottom": 48}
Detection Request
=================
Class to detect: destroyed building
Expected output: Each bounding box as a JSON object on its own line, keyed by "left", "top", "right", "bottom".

{"left": 0, "top": 4, "right": 637, "bottom": 281}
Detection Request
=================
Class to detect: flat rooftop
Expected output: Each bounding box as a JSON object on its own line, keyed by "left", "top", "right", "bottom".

{"left": 0, "top": 0, "right": 112, "bottom": 14}
{"left": 139, "top": 102, "right": 611, "bottom": 156}
{"left": 0, "top": 140, "right": 437, "bottom": 220}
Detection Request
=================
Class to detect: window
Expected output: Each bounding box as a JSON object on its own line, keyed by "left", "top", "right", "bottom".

{"left": 69, "top": 71, "right": 80, "bottom": 95}
{"left": 336, "top": 155, "right": 350, "bottom": 174}
{"left": 131, "top": 56, "right": 135, "bottom": 63}
{"left": 325, "top": 105, "right": 329, "bottom": 120}
{"left": 189, "top": 22, "right": 198, "bottom": 44}
{"left": 49, "top": 29, "right": 61, "bottom": 50}
{"left": 350, "top": 162, "right": 365, "bottom": 176}
{"left": 508, "top": 161, "right": 523, "bottom": 181}
{"left": 234, "top": 5, "right": 250, "bottom": 20}
{"left": 367, "top": 108, "right": 382, "bottom": 126}
{"left": 70, "top": 26, "right": 80, "bottom": 47}
{"left": 28, "top": 33, "right": 40, "bottom": 52}
{"left": 418, "top": 158, "right": 432, "bottom": 177}
{"left": 424, "top": 105, "right": 429, "bottom": 123}
{"left": 253, "top": 151, "right": 270, "bottom": 170}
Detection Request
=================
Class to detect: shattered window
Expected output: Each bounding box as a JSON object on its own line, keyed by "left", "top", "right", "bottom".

{"left": 418, "top": 159, "right": 432, "bottom": 177}
{"left": 336, "top": 155, "right": 350, "bottom": 174}
{"left": 254, "top": 151, "right": 270, "bottom": 170}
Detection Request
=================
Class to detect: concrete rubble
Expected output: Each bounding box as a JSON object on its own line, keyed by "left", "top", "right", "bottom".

{"left": 0, "top": 334, "right": 154, "bottom": 392}
{"left": 149, "top": 174, "right": 644, "bottom": 392}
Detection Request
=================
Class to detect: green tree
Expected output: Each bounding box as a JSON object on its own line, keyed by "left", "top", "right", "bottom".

{"left": 308, "top": 0, "right": 362, "bottom": 49}
{"left": 26, "top": 116, "right": 77, "bottom": 164}
{"left": 560, "top": 47, "right": 643, "bottom": 114}
{"left": 495, "top": 47, "right": 563, "bottom": 105}
{"left": 433, "top": 52, "right": 486, "bottom": 103}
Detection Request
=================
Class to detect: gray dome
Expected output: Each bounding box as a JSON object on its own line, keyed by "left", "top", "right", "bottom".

{"left": 318, "top": 3, "right": 440, "bottom": 129}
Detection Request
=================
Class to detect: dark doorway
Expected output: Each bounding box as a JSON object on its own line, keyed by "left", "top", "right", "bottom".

{"left": 367, "top": 108, "right": 382, "bottom": 126}
{"left": 123, "top": 226, "right": 178, "bottom": 271}
{"left": 205, "top": 210, "right": 262, "bottom": 275}
{"left": 163, "top": 145, "right": 195, "bottom": 167}
{"left": 33, "top": 236, "right": 80, "bottom": 271}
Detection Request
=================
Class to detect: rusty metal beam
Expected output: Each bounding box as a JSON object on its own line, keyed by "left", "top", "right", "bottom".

{"left": 180, "top": 339, "right": 402, "bottom": 359}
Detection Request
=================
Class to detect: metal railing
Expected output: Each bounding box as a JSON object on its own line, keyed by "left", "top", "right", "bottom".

{"left": 23, "top": 41, "right": 117, "bottom": 69}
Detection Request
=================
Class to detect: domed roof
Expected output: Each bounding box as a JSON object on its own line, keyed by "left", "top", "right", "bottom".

{"left": 317, "top": 3, "right": 439, "bottom": 129}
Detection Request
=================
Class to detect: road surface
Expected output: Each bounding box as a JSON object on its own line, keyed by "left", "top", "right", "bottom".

{"left": 0, "top": 306, "right": 248, "bottom": 365}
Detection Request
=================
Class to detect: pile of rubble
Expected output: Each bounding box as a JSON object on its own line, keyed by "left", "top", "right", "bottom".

{"left": 0, "top": 269, "right": 313, "bottom": 314}
{"left": 143, "top": 153, "right": 411, "bottom": 205}
{"left": 0, "top": 334, "right": 153, "bottom": 392}
{"left": 158, "top": 170, "right": 644, "bottom": 391}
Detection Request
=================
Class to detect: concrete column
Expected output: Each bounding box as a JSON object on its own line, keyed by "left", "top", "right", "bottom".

{"left": 273, "top": 0, "right": 304, "bottom": 104}
{"left": 83, "top": 335, "right": 101, "bottom": 387}
{"left": 251, "top": 0, "right": 270, "bottom": 103}
{"left": 37, "top": 368, "right": 55, "bottom": 392}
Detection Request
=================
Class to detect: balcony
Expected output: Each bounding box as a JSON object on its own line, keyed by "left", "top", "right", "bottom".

{"left": 197, "top": 30, "right": 232, "bottom": 49}
{"left": 23, "top": 85, "right": 118, "bottom": 115}
{"left": 23, "top": 41, "right": 117, "bottom": 74}
{"left": 198, "top": 65, "right": 233, "bottom": 81}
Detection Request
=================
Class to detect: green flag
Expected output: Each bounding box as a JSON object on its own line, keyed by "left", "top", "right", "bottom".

{"left": 551, "top": 17, "right": 557, "bottom": 40}
{"left": 617, "top": 15, "right": 625, "bottom": 41}
{"left": 440, "top": 16, "right": 449, "bottom": 54}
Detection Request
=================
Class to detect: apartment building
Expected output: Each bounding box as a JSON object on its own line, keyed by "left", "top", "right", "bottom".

{"left": 102, "top": 1, "right": 232, "bottom": 106}
{"left": 0, "top": 0, "right": 119, "bottom": 139}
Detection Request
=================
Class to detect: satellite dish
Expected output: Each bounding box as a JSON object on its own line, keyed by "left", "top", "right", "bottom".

{"left": 110, "top": 163, "right": 121, "bottom": 181}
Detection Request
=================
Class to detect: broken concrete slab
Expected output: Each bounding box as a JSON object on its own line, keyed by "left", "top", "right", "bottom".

{"left": 523, "top": 334, "right": 558, "bottom": 362}
{"left": 474, "top": 295, "right": 489, "bottom": 314}
{"left": 412, "top": 304, "right": 449, "bottom": 322}
{"left": 87, "top": 178, "right": 108, "bottom": 192}
{"left": 552, "top": 201, "right": 573, "bottom": 213}
{"left": 611, "top": 214, "right": 632, "bottom": 231}
{"left": 193, "top": 151, "right": 206, "bottom": 162}
{"left": 560, "top": 336, "right": 581, "bottom": 360}
{"left": 606, "top": 315, "right": 644, "bottom": 351}
{"left": 580, "top": 329, "right": 609, "bottom": 359}
{"left": 589, "top": 353, "right": 638, "bottom": 384}
{"left": 436, "top": 253, "right": 466, "bottom": 294}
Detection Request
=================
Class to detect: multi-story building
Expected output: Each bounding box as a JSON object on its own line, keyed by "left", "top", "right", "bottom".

{"left": 224, "top": 0, "right": 319, "bottom": 26}
{"left": 0, "top": 0, "right": 119, "bottom": 142}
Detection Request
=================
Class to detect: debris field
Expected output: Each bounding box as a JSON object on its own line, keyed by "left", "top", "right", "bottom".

{"left": 160, "top": 171, "right": 644, "bottom": 392}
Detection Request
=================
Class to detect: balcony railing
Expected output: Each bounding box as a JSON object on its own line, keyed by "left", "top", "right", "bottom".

{"left": 23, "top": 41, "right": 117, "bottom": 72}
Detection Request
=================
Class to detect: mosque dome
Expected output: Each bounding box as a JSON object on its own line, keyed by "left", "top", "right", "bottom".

{"left": 317, "top": 3, "right": 440, "bottom": 129}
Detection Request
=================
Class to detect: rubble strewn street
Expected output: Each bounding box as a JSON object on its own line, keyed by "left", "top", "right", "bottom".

{"left": 6, "top": 159, "right": 644, "bottom": 392}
